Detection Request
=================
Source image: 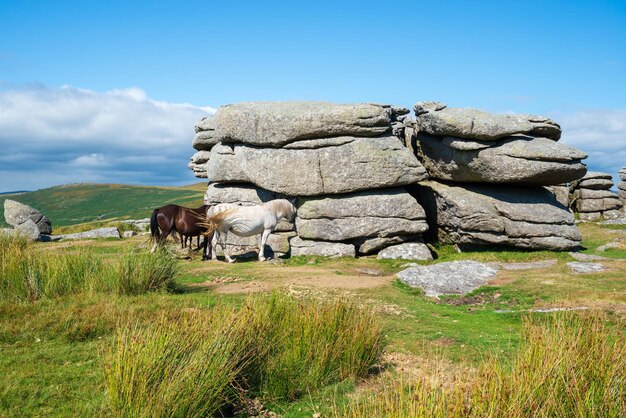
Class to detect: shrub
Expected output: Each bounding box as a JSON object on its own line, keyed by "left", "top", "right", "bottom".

{"left": 340, "top": 312, "right": 626, "bottom": 418}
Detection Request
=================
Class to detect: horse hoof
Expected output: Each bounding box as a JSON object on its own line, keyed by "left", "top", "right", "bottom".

{"left": 227, "top": 259, "right": 236, "bottom": 263}
{"left": 259, "top": 257, "right": 266, "bottom": 262}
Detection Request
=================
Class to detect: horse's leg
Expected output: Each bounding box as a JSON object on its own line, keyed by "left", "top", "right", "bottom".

{"left": 222, "top": 231, "right": 235, "bottom": 263}
{"left": 258, "top": 228, "right": 271, "bottom": 261}
{"left": 210, "top": 232, "right": 219, "bottom": 260}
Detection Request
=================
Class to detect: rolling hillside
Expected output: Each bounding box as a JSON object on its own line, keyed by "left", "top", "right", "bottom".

{"left": 0, "top": 183, "right": 207, "bottom": 227}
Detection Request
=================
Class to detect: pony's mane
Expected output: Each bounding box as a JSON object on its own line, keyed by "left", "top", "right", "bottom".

{"left": 264, "top": 199, "right": 295, "bottom": 216}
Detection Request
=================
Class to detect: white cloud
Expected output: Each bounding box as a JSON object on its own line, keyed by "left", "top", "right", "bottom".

{"left": 555, "top": 109, "right": 626, "bottom": 187}
{"left": 0, "top": 84, "right": 214, "bottom": 191}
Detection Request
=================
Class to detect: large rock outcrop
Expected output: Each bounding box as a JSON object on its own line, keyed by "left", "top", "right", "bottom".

{"left": 569, "top": 172, "right": 623, "bottom": 221}
{"left": 411, "top": 102, "right": 587, "bottom": 185}
{"left": 3, "top": 199, "right": 52, "bottom": 234}
{"left": 194, "top": 101, "right": 431, "bottom": 258}
{"left": 416, "top": 180, "right": 582, "bottom": 251}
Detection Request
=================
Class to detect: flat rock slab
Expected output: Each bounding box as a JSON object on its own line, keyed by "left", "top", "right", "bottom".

{"left": 289, "top": 237, "right": 355, "bottom": 258}
{"left": 418, "top": 133, "right": 587, "bottom": 185}
{"left": 208, "top": 135, "right": 428, "bottom": 196}
{"left": 486, "top": 259, "right": 557, "bottom": 270}
{"left": 215, "top": 101, "right": 396, "bottom": 147}
{"left": 377, "top": 243, "right": 433, "bottom": 260}
{"left": 397, "top": 260, "right": 498, "bottom": 298}
{"left": 52, "top": 227, "right": 121, "bottom": 240}
{"left": 567, "top": 262, "right": 606, "bottom": 273}
{"left": 414, "top": 102, "right": 561, "bottom": 141}
{"left": 568, "top": 252, "right": 608, "bottom": 261}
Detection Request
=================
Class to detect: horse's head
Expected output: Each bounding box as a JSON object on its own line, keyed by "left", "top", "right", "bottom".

{"left": 275, "top": 198, "right": 297, "bottom": 222}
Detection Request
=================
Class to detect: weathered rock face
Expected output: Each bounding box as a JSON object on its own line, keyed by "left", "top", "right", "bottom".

{"left": 15, "top": 219, "right": 42, "bottom": 241}
{"left": 207, "top": 135, "right": 427, "bottom": 196}
{"left": 413, "top": 102, "right": 562, "bottom": 141}
{"left": 415, "top": 180, "right": 582, "bottom": 251}
{"left": 569, "top": 172, "right": 623, "bottom": 220}
{"left": 296, "top": 189, "right": 428, "bottom": 242}
{"left": 617, "top": 167, "right": 626, "bottom": 206}
{"left": 411, "top": 103, "right": 587, "bottom": 186}
{"left": 188, "top": 116, "right": 217, "bottom": 178}
{"left": 417, "top": 133, "right": 587, "bottom": 185}
{"left": 289, "top": 236, "right": 356, "bottom": 258}
{"left": 214, "top": 102, "right": 408, "bottom": 147}
{"left": 3, "top": 199, "right": 52, "bottom": 234}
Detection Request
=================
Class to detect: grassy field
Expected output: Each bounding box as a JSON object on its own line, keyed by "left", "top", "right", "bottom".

{"left": 0, "top": 222, "right": 624, "bottom": 416}
{"left": 0, "top": 182, "right": 206, "bottom": 228}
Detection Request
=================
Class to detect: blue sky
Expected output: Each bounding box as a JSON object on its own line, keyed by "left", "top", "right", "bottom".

{"left": 1, "top": 0, "right": 625, "bottom": 190}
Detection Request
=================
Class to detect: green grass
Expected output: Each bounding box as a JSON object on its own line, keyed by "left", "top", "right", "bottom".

{"left": 0, "top": 182, "right": 206, "bottom": 228}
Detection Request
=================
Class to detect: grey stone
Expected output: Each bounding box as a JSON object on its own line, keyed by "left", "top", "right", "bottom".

{"left": 15, "top": 219, "right": 42, "bottom": 241}
{"left": 414, "top": 103, "right": 561, "bottom": 141}
{"left": 194, "top": 116, "right": 215, "bottom": 133}
{"left": 188, "top": 160, "right": 208, "bottom": 178}
{"left": 357, "top": 236, "right": 411, "bottom": 255}
{"left": 567, "top": 262, "right": 606, "bottom": 273}
{"left": 576, "top": 178, "right": 613, "bottom": 189}
{"left": 54, "top": 227, "right": 121, "bottom": 240}
{"left": 190, "top": 150, "right": 211, "bottom": 164}
{"left": 416, "top": 180, "right": 582, "bottom": 251}
{"left": 123, "top": 230, "right": 136, "bottom": 238}
{"left": 568, "top": 252, "right": 607, "bottom": 261}
{"left": 575, "top": 189, "right": 616, "bottom": 199}
{"left": 206, "top": 143, "right": 251, "bottom": 183}
{"left": 3, "top": 199, "right": 52, "bottom": 234}
{"left": 603, "top": 210, "right": 624, "bottom": 220}
{"left": 289, "top": 236, "right": 355, "bottom": 257}
{"left": 215, "top": 101, "right": 394, "bottom": 147}
{"left": 397, "top": 261, "right": 498, "bottom": 298}
{"left": 578, "top": 212, "right": 602, "bottom": 221}
{"left": 210, "top": 135, "right": 427, "bottom": 195}
{"left": 205, "top": 183, "right": 276, "bottom": 206}
{"left": 192, "top": 131, "right": 219, "bottom": 151}
{"left": 596, "top": 242, "right": 621, "bottom": 252}
{"left": 296, "top": 189, "right": 428, "bottom": 241}
{"left": 377, "top": 242, "right": 433, "bottom": 260}
{"left": 545, "top": 185, "right": 570, "bottom": 207}
{"left": 577, "top": 171, "right": 612, "bottom": 180}
{"left": 417, "top": 133, "right": 587, "bottom": 185}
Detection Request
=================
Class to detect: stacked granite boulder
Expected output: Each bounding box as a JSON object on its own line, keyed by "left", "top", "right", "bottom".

{"left": 2, "top": 199, "right": 52, "bottom": 241}
{"left": 569, "top": 172, "right": 623, "bottom": 221}
{"left": 187, "top": 117, "right": 217, "bottom": 178}
{"left": 199, "top": 101, "right": 431, "bottom": 258}
{"left": 617, "top": 167, "right": 626, "bottom": 205}
{"left": 408, "top": 102, "right": 587, "bottom": 251}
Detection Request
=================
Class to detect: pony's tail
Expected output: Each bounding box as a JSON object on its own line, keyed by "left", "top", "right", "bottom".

{"left": 197, "top": 209, "right": 235, "bottom": 237}
{"left": 150, "top": 209, "right": 160, "bottom": 241}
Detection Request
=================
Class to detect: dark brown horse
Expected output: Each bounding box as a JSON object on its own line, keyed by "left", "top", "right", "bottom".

{"left": 150, "top": 204, "right": 213, "bottom": 260}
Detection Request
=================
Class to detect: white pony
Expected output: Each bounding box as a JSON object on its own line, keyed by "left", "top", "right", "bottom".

{"left": 203, "top": 199, "right": 296, "bottom": 262}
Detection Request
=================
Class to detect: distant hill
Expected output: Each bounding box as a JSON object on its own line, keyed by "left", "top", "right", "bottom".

{"left": 0, "top": 183, "right": 207, "bottom": 227}
{"left": 0, "top": 190, "right": 29, "bottom": 195}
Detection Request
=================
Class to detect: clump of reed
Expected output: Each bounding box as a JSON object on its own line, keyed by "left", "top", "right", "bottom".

{"left": 340, "top": 312, "right": 625, "bottom": 418}
{"left": 103, "top": 293, "right": 383, "bottom": 416}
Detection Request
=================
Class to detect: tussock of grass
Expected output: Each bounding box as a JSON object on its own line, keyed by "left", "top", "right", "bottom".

{"left": 340, "top": 312, "right": 626, "bottom": 418}
{"left": 0, "top": 235, "right": 179, "bottom": 302}
{"left": 103, "top": 293, "right": 383, "bottom": 416}
{"left": 117, "top": 249, "right": 178, "bottom": 295}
